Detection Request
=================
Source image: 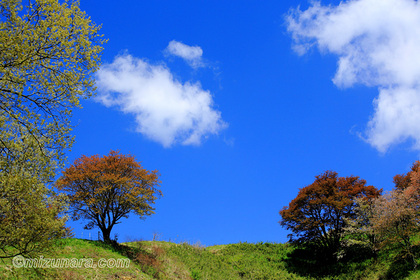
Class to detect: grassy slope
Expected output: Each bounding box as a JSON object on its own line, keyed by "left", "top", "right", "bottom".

{"left": 1, "top": 238, "right": 420, "bottom": 279}
{"left": 0, "top": 238, "right": 153, "bottom": 280}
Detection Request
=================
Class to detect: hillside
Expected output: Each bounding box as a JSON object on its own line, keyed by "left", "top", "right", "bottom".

{"left": 1, "top": 238, "right": 420, "bottom": 279}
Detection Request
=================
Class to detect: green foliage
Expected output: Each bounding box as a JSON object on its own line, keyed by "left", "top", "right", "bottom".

{"left": 0, "top": 168, "right": 69, "bottom": 258}
{"left": 0, "top": 0, "right": 105, "bottom": 258}
{"left": 191, "top": 268, "right": 201, "bottom": 279}
{"left": 0, "top": 0, "right": 105, "bottom": 169}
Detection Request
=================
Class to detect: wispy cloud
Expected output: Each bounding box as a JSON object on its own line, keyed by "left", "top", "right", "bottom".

{"left": 165, "top": 40, "right": 204, "bottom": 68}
{"left": 95, "top": 53, "right": 227, "bottom": 147}
{"left": 287, "top": 0, "right": 420, "bottom": 152}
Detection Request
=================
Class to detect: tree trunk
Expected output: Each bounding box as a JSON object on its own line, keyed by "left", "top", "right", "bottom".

{"left": 102, "top": 227, "right": 112, "bottom": 243}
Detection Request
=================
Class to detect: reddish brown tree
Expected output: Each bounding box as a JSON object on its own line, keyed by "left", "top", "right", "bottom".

{"left": 279, "top": 171, "right": 381, "bottom": 259}
{"left": 55, "top": 150, "right": 162, "bottom": 243}
{"left": 393, "top": 161, "right": 420, "bottom": 191}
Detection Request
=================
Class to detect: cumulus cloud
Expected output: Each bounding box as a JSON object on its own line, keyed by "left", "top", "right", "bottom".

{"left": 95, "top": 54, "right": 227, "bottom": 147}
{"left": 165, "top": 40, "right": 204, "bottom": 68}
{"left": 287, "top": 0, "right": 420, "bottom": 152}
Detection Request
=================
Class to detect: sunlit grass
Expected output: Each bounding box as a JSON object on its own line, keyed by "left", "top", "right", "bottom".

{"left": 1, "top": 237, "right": 420, "bottom": 279}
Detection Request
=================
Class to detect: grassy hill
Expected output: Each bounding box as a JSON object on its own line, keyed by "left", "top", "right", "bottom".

{"left": 1, "top": 238, "right": 420, "bottom": 279}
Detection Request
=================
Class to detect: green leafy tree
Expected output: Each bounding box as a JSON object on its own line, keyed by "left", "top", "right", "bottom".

{"left": 279, "top": 171, "right": 381, "bottom": 261}
{"left": 55, "top": 151, "right": 162, "bottom": 243}
{"left": 0, "top": 0, "right": 105, "bottom": 166}
{"left": 0, "top": 166, "right": 69, "bottom": 258}
{"left": 0, "top": 0, "right": 105, "bottom": 257}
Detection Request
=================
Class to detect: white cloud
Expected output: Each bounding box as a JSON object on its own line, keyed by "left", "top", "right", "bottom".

{"left": 287, "top": 0, "right": 420, "bottom": 152}
{"left": 96, "top": 54, "right": 227, "bottom": 147}
{"left": 366, "top": 87, "right": 420, "bottom": 152}
{"left": 165, "top": 40, "right": 204, "bottom": 68}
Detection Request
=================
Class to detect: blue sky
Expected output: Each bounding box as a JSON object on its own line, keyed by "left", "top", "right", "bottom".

{"left": 66, "top": 0, "right": 420, "bottom": 245}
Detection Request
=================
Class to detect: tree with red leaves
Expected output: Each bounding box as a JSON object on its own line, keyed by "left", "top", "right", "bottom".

{"left": 55, "top": 150, "right": 162, "bottom": 243}
{"left": 279, "top": 171, "right": 381, "bottom": 259}
{"left": 393, "top": 161, "right": 420, "bottom": 191}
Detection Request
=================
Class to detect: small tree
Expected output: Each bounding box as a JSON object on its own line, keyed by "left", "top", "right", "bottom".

{"left": 279, "top": 171, "right": 381, "bottom": 260}
{"left": 342, "top": 197, "right": 378, "bottom": 255}
{"left": 368, "top": 161, "right": 420, "bottom": 268}
{"left": 55, "top": 150, "right": 162, "bottom": 243}
{"left": 370, "top": 189, "right": 419, "bottom": 268}
{"left": 0, "top": 168, "right": 69, "bottom": 258}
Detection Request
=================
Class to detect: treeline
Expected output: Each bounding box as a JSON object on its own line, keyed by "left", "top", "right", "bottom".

{"left": 279, "top": 161, "right": 420, "bottom": 268}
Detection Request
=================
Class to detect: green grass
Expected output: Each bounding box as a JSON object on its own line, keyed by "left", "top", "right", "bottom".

{"left": 1, "top": 238, "right": 420, "bottom": 279}
{"left": 0, "top": 238, "right": 152, "bottom": 279}
{"left": 163, "top": 241, "right": 303, "bottom": 279}
{"left": 121, "top": 240, "right": 420, "bottom": 279}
